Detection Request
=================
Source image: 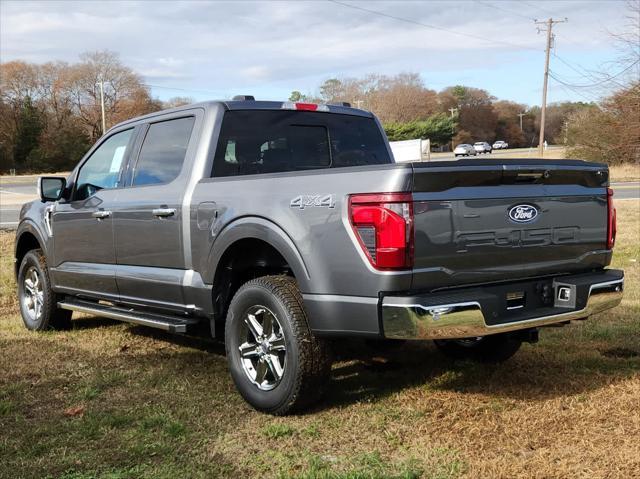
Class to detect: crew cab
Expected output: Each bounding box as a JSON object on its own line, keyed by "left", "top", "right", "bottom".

{"left": 15, "top": 98, "right": 623, "bottom": 414}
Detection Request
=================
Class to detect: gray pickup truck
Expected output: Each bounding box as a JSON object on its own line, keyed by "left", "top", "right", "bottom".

{"left": 15, "top": 98, "right": 623, "bottom": 414}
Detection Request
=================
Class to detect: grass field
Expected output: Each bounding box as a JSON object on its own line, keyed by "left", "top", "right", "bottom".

{"left": 1, "top": 202, "right": 639, "bottom": 479}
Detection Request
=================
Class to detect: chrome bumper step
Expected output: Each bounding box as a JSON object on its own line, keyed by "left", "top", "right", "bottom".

{"left": 58, "top": 299, "right": 200, "bottom": 333}
{"left": 382, "top": 270, "right": 624, "bottom": 340}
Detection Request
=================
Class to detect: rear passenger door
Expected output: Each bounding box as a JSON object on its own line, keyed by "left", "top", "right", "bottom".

{"left": 113, "top": 113, "right": 199, "bottom": 312}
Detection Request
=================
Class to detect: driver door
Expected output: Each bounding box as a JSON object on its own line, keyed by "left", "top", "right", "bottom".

{"left": 49, "top": 127, "right": 136, "bottom": 301}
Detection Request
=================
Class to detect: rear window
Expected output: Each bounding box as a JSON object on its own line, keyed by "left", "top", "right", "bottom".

{"left": 212, "top": 110, "right": 391, "bottom": 177}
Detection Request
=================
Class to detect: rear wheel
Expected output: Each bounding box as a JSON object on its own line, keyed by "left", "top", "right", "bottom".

{"left": 225, "top": 275, "right": 332, "bottom": 415}
{"left": 17, "top": 249, "right": 72, "bottom": 331}
{"left": 434, "top": 333, "right": 521, "bottom": 363}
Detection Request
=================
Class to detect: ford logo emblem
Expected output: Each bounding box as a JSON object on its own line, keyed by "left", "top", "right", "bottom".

{"left": 508, "top": 204, "right": 539, "bottom": 223}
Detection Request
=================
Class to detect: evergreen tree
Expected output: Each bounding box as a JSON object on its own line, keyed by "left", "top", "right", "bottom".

{"left": 13, "top": 96, "right": 43, "bottom": 170}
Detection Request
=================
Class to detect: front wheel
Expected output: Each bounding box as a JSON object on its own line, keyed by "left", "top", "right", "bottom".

{"left": 225, "top": 276, "right": 332, "bottom": 415}
{"left": 434, "top": 333, "right": 522, "bottom": 363}
{"left": 17, "top": 249, "right": 72, "bottom": 331}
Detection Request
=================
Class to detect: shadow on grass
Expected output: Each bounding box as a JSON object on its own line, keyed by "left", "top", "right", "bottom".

{"left": 70, "top": 315, "right": 226, "bottom": 355}
{"left": 57, "top": 315, "right": 640, "bottom": 414}
{"left": 317, "top": 337, "right": 640, "bottom": 411}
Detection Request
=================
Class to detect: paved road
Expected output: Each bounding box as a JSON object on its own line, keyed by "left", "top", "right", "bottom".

{"left": 0, "top": 178, "right": 39, "bottom": 229}
{"left": 429, "top": 145, "right": 564, "bottom": 161}
{"left": 1, "top": 178, "right": 638, "bottom": 230}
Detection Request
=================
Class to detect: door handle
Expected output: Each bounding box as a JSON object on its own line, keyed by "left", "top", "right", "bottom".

{"left": 92, "top": 210, "right": 112, "bottom": 219}
{"left": 152, "top": 208, "right": 176, "bottom": 218}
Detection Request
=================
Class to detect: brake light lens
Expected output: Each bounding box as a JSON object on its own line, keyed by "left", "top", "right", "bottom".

{"left": 349, "top": 193, "right": 414, "bottom": 270}
{"left": 607, "top": 187, "right": 616, "bottom": 249}
{"left": 281, "top": 101, "right": 329, "bottom": 112}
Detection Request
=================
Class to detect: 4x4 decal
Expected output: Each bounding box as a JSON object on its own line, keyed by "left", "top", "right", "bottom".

{"left": 290, "top": 194, "right": 335, "bottom": 210}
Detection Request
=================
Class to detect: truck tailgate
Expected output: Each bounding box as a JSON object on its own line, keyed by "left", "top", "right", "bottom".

{"left": 410, "top": 159, "right": 611, "bottom": 291}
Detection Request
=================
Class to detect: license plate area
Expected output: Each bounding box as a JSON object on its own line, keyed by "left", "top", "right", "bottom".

{"left": 506, "top": 291, "right": 526, "bottom": 310}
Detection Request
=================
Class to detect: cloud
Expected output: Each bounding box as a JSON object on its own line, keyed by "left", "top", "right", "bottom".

{"left": 0, "top": 0, "right": 632, "bottom": 105}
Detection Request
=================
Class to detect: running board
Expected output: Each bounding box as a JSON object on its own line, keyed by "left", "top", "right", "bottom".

{"left": 57, "top": 299, "right": 200, "bottom": 333}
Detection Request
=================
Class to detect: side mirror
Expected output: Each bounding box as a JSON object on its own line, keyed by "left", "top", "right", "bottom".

{"left": 38, "top": 176, "right": 66, "bottom": 202}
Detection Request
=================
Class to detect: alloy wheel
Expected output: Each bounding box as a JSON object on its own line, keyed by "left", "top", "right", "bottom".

{"left": 22, "top": 266, "right": 44, "bottom": 322}
{"left": 238, "top": 305, "right": 287, "bottom": 391}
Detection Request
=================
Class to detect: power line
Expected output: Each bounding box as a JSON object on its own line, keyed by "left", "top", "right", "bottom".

{"left": 551, "top": 80, "right": 601, "bottom": 103}
{"left": 552, "top": 53, "right": 600, "bottom": 81}
{"left": 548, "top": 60, "right": 639, "bottom": 88}
{"left": 552, "top": 53, "right": 627, "bottom": 89}
{"left": 327, "top": 0, "right": 540, "bottom": 51}
{"left": 472, "top": 0, "right": 536, "bottom": 22}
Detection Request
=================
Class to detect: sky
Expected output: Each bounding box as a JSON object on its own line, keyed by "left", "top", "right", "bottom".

{"left": 1, "top": 0, "right": 635, "bottom": 106}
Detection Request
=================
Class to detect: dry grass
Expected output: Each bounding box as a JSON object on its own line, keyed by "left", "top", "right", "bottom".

{"left": 1, "top": 202, "right": 639, "bottom": 479}
{"left": 609, "top": 163, "right": 640, "bottom": 183}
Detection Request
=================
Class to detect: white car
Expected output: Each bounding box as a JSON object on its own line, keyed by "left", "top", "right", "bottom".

{"left": 493, "top": 140, "right": 507, "bottom": 149}
{"left": 474, "top": 142, "right": 492, "bottom": 154}
{"left": 454, "top": 144, "right": 477, "bottom": 157}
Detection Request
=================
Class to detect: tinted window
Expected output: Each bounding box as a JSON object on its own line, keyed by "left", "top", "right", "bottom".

{"left": 132, "top": 117, "right": 195, "bottom": 186}
{"left": 75, "top": 128, "right": 133, "bottom": 200}
{"left": 212, "top": 111, "right": 390, "bottom": 177}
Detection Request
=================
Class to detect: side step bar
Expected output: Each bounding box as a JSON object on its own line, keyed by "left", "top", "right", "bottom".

{"left": 58, "top": 299, "right": 200, "bottom": 333}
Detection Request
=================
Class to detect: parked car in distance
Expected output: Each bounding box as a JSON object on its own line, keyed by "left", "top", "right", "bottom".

{"left": 474, "top": 142, "right": 492, "bottom": 154}
{"left": 493, "top": 140, "right": 508, "bottom": 149}
{"left": 454, "top": 144, "right": 477, "bottom": 157}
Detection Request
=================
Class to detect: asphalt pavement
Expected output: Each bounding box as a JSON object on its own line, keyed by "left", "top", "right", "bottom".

{"left": 1, "top": 177, "right": 638, "bottom": 230}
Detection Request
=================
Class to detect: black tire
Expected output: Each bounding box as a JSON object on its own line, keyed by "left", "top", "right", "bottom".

{"left": 225, "top": 275, "right": 332, "bottom": 415}
{"left": 17, "top": 249, "right": 72, "bottom": 331}
{"left": 434, "top": 333, "right": 522, "bottom": 363}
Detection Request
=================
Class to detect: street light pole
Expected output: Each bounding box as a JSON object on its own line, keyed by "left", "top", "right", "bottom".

{"left": 518, "top": 112, "right": 525, "bottom": 131}
{"left": 98, "top": 80, "right": 106, "bottom": 136}
{"left": 448, "top": 108, "right": 458, "bottom": 152}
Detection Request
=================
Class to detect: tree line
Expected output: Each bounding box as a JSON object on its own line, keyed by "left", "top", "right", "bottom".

{"left": 0, "top": 51, "right": 189, "bottom": 173}
{"left": 290, "top": 74, "right": 607, "bottom": 152}
{"left": 1, "top": 51, "right": 637, "bottom": 174}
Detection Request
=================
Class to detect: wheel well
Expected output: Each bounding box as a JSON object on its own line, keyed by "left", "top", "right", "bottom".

{"left": 212, "top": 238, "right": 293, "bottom": 325}
{"left": 15, "top": 232, "right": 42, "bottom": 277}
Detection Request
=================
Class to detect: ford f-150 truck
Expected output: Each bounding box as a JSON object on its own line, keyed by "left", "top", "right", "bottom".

{"left": 15, "top": 98, "right": 623, "bottom": 415}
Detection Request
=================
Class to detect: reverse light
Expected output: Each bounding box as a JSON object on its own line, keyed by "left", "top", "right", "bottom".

{"left": 349, "top": 193, "right": 414, "bottom": 270}
{"left": 607, "top": 187, "right": 617, "bottom": 249}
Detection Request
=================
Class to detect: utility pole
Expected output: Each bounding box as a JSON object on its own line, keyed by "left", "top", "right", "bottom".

{"left": 535, "top": 17, "right": 567, "bottom": 156}
{"left": 98, "top": 80, "right": 106, "bottom": 136}
{"left": 518, "top": 112, "right": 525, "bottom": 131}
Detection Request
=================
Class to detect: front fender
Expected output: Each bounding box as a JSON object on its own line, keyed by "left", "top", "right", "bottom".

{"left": 14, "top": 215, "right": 51, "bottom": 274}
{"left": 202, "top": 216, "right": 311, "bottom": 292}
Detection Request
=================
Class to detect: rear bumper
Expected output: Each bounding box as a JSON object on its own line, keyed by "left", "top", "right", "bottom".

{"left": 382, "top": 269, "right": 624, "bottom": 340}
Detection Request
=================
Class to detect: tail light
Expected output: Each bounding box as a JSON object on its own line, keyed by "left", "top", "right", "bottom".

{"left": 607, "top": 187, "right": 616, "bottom": 249}
{"left": 349, "top": 193, "right": 414, "bottom": 270}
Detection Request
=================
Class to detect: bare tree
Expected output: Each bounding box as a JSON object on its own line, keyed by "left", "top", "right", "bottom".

{"left": 63, "top": 51, "right": 154, "bottom": 140}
